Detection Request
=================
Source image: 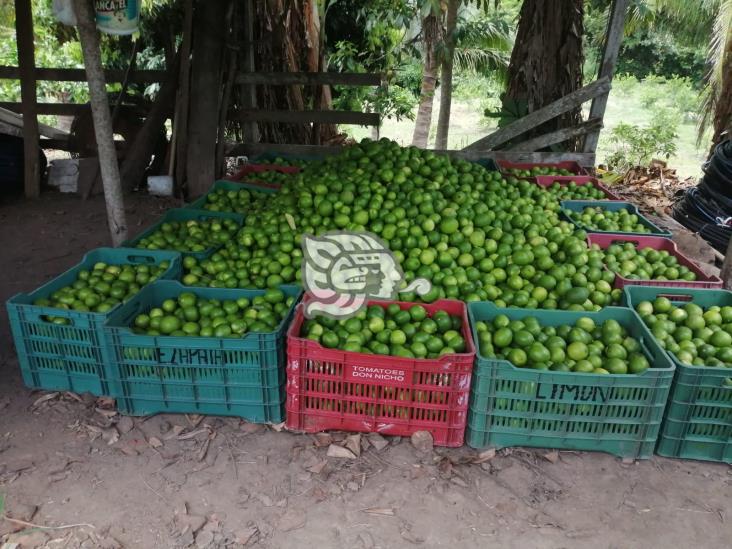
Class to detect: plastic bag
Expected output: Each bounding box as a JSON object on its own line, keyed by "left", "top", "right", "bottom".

{"left": 53, "top": 0, "right": 77, "bottom": 26}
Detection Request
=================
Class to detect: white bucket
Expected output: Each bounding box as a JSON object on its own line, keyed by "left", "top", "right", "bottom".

{"left": 95, "top": 0, "right": 140, "bottom": 35}
{"left": 148, "top": 175, "right": 174, "bottom": 197}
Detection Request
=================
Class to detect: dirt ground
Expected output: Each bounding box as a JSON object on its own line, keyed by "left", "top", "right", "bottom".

{"left": 0, "top": 192, "right": 730, "bottom": 549}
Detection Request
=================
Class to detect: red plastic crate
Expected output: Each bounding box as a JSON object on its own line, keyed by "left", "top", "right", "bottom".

{"left": 497, "top": 160, "right": 588, "bottom": 180}
{"left": 225, "top": 163, "right": 300, "bottom": 188}
{"left": 285, "top": 299, "right": 476, "bottom": 447}
{"left": 588, "top": 233, "right": 723, "bottom": 290}
{"left": 535, "top": 175, "right": 621, "bottom": 200}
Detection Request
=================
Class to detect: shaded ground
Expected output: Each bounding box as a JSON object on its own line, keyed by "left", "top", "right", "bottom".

{"left": 0, "top": 192, "right": 730, "bottom": 549}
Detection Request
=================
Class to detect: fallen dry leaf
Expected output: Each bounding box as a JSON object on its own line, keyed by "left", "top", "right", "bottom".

{"left": 326, "top": 444, "right": 356, "bottom": 460}
{"left": 410, "top": 431, "right": 434, "bottom": 453}
{"left": 270, "top": 422, "right": 286, "bottom": 432}
{"left": 313, "top": 433, "right": 333, "bottom": 447}
{"left": 148, "top": 436, "right": 163, "bottom": 448}
{"left": 542, "top": 450, "right": 559, "bottom": 464}
{"left": 472, "top": 449, "right": 496, "bottom": 464}
{"left": 344, "top": 434, "right": 362, "bottom": 457}
{"left": 32, "top": 392, "right": 59, "bottom": 407}
{"left": 361, "top": 507, "right": 395, "bottom": 516}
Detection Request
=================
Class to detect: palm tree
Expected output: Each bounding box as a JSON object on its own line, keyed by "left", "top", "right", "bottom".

{"left": 412, "top": 6, "right": 443, "bottom": 148}
{"left": 435, "top": 8, "right": 513, "bottom": 149}
{"left": 503, "top": 0, "right": 585, "bottom": 148}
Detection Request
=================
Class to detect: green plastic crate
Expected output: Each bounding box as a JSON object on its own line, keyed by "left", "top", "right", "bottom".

{"left": 186, "top": 180, "right": 278, "bottom": 212}
{"left": 623, "top": 286, "right": 732, "bottom": 463}
{"left": 6, "top": 248, "right": 182, "bottom": 396}
{"left": 466, "top": 303, "right": 675, "bottom": 459}
{"left": 104, "top": 281, "right": 302, "bottom": 421}
{"left": 560, "top": 200, "right": 672, "bottom": 237}
{"left": 123, "top": 208, "right": 243, "bottom": 260}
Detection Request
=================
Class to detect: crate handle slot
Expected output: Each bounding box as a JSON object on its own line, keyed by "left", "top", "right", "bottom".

{"left": 660, "top": 293, "right": 694, "bottom": 303}
{"left": 610, "top": 239, "right": 640, "bottom": 247}
{"left": 126, "top": 254, "right": 157, "bottom": 264}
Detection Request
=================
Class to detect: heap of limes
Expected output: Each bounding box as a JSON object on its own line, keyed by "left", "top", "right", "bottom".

{"left": 504, "top": 166, "right": 574, "bottom": 178}
{"left": 544, "top": 180, "right": 608, "bottom": 200}
{"left": 34, "top": 260, "right": 171, "bottom": 321}
{"left": 134, "top": 218, "right": 240, "bottom": 254}
{"left": 565, "top": 206, "right": 651, "bottom": 234}
{"left": 131, "top": 288, "right": 294, "bottom": 338}
{"left": 198, "top": 188, "right": 268, "bottom": 214}
{"left": 302, "top": 303, "right": 465, "bottom": 358}
{"left": 242, "top": 170, "right": 297, "bottom": 186}
{"left": 475, "top": 315, "right": 651, "bottom": 374}
{"left": 182, "top": 139, "right": 619, "bottom": 311}
{"left": 598, "top": 242, "right": 698, "bottom": 281}
{"left": 634, "top": 297, "right": 732, "bottom": 367}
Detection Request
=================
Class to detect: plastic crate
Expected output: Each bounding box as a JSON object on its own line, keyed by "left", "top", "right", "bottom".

{"left": 123, "top": 208, "right": 243, "bottom": 261}
{"left": 622, "top": 286, "right": 732, "bottom": 463}
{"left": 6, "top": 248, "right": 182, "bottom": 396}
{"left": 226, "top": 164, "right": 300, "bottom": 187}
{"left": 561, "top": 200, "right": 672, "bottom": 237}
{"left": 588, "top": 233, "right": 723, "bottom": 290}
{"left": 466, "top": 303, "right": 675, "bottom": 459}
{"left": 105, "top": 281, "right": 302, "bottom": 421}
{"left": 186, "top": 180, "right": 278, "bottom": 211}
{"left": 497, "top": 160, "right": 588, "bottom": 180}
{"left": 285, "top": 299, "right": 476, "bottom": 447}
{"left": 535, "top": 175, "right": 621, "bottom": 200}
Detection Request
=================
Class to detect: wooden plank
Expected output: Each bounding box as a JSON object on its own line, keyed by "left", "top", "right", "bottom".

{"left": 231, "top": 109, "right": 379, "bottom": 126}
{"left": 0, "top": 65, "right": 167, "bottom": 83}
{"left": 583, "top": 0, "right": 629, "bottom": 153}
{"left": 0, "top": 102, "right": 144, "bottom": 116}
{"left": 0, "top": 106, "right": 69, "bottom": 139}
{"left": 508, "top": 118, "right": 603, "bottom": 152}
{"left": 239, "top": 0, "right": 258, "bottom": 142}
{"left": 15, "top": 0, "right": 40, "bottom": 198}
{"left": 463, "top": 77, "right": 611, "bottom": 152}
{"left": 0, "top": 119, "right": 23, "bottom": 138}
{"left": 235, "top": 72, "right": 382, "bottom": 86}
{"left": 226, "top": 142, "right": 596, "bottom": 167}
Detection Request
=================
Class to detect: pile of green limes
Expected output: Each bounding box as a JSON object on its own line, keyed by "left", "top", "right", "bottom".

{"left": 504, "top": 166, "right": 574, "bottom": 178}
{"left": 302, "top": 303, "right": 465, "bottom": 358}
{"left": 131, "top": 288, "right": 293, "bottom": 338}
{"left": 134, "top": 218, "right": 240, "bottom": 254}
{"left": 599, "top": 242, "right": 698, "bottom": 281}
{"left": 34, "top": 260, "right": 171, "bottom": 321}
{"left": 565, "top": 206, "right": 652, "bottom": 233}
{"left": 198, "top": 188, "right": 269, "bottom": 214}
{"left": 544, "top": 180, "right": 608, "bottom": 200}
{"left": 475, "top": 314, "right": 651, "bottom": 374}
{"left": 634, "top": 297, "right": 732, "bottom": 367}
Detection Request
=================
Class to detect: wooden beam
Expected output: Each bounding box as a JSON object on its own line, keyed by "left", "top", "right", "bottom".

{"left": 231, "top": 109, "right": 380, "bottom": 126}
{"left": 463, "top": 77, "right": 611, "bottom": 152}
{"left": 508, "top": 118, "right": 603, "bottom": 152}
{"left": 239, "top": 0, "right": 258, "bottom": 143}
{"left": 174, "top": 0, "right": 194, "bottom": 192}
{"left": 0, "top": 102, "right": 145, "bottom": 116}
{"left": 15, "top": 0, "right": 40, "bottom": 198}
{"left": 0, "top": 66, "right": 167, "bottom": 83}
{"left": 583, "top": 0, "right": 629, "bottom": 153}
{"left": 226, "top": 142, "right": 596, "bottom": 168}
{"left": 0, "top": 106, "right": 69, "bottom": 139}
{"left": 235, "top": 72, "right": 382, "bottom": 86}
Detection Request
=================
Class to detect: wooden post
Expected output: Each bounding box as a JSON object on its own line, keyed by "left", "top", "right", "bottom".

{"left": 14, "top": 0, "right": 40, "bottom": 198}
{"left": 722, "top": 238, "right": 732, "bottom": 290}
{"left": 73, "top": 0, "right": 128, "bottom": 246}
{"left": 174, "top": 0, "right": 193, "bottom": 193}
{"left": 582, "top": 0, "right": 629, "bottom": 153}
{"left": 186, "top": 0, "right": 227, "bottom": 198}
{"left": 240, "top": 0, "right": 259, "bottom": 143}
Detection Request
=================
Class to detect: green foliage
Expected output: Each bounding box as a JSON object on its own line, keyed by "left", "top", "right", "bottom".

{"left": 615, "top": 29, "right": 707, "bottom": 82}
{"left": 637, "top": 74, "right": 701, "bottom": 121}
{"left": 605, "top": 109, "right": 679, "bottom": 170}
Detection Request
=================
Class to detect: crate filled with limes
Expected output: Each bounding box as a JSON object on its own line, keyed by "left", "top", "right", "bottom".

{"left": 623, "top": 286, "right": 732, "bottom": 463}
{"left": 6, "top": 248, "right": 181, "bottom": 396}
{"left": 561, "top": 200, "right": 672, "bottom": 237}
{"left": 123, "top": 208, "right": 243, "bottom": 261}
{"left": 465, "top": 302, "right": 674, "bottom": 459}
{"left": 534, "top": 175, "right": 621, "bottom": 200}
{"left": 186, "top": 180, "right": 277, "bottom": 214}
{"left": 104, "top": 281, "right": 301, "bottom": 421}
{"left": 285, "top": 299, "right": 476, "bottom": 447}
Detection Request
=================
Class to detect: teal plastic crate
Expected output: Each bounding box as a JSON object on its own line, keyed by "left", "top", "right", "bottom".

{"left": 186, "top": 180, "right": 278, "bottom": 212}
{"left": 623, "top": 286, "right": 732, "bottom": 463}
{"left": 6, "top": 248, "right": 182, "bottom": 396}
{"left": 466, "top": 303, "right": 675, "bottom": 459}
{"left": 561, "top": 200, "right": 672, "bottom": 237}
{"left": 104, "top": 281, "right": 302, "bottom": 421}
{"left": 123, "top": 208, "right": 243, "bottom": 260}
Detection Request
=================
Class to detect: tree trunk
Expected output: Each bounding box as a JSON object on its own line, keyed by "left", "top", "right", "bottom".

{"left": 504, "top": 0, "right": 584, "bottom": 150}
{"left": 73, "top": 0, "right": 128, "bottom": 246}
{"left": 186, "top": 0, "right": 227, "bottom": 198}
{"left": 120, "top": 56, "right": 179, "bottom": 192}
{"left": 712, "top": 28, "right": 732, "bottom": 147}
{"left": 412, "top": 14, "right": 442, "bottom": 148}
{"left": 435, "top": 0, "right": 459, "bottom": 150}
